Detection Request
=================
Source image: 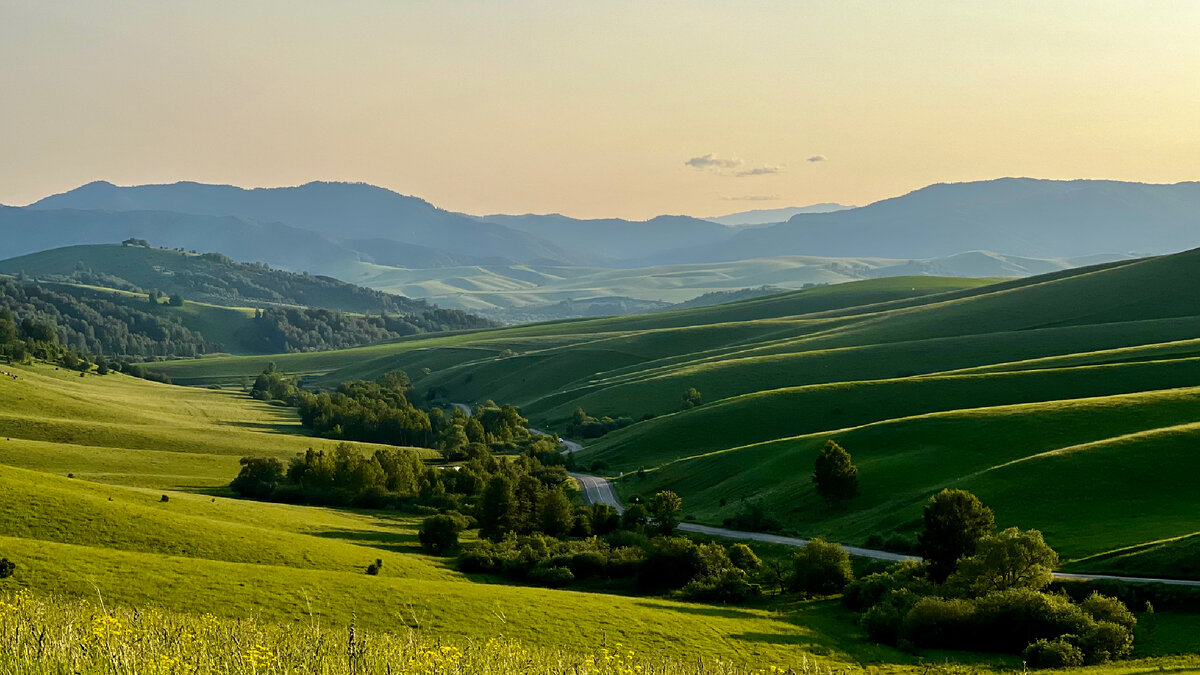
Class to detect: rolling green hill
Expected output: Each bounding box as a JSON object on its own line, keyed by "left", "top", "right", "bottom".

{"left": 145, "top": 248, "right": 1200, "bottom": 580}
{"left": 0, "top": 362, "right": 914, "bottom": 671}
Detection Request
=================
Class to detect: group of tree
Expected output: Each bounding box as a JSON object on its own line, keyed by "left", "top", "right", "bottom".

{"left": 0, "top": 278, "right": 214, "bottom": 360}
{"left": 839, "top": 489, "right": 1137, "bottom": 668}
{"left": 566, "top": 408, "right": 634, "bottom": 439}
{"left": 45, "top": 246, "right": 494, "bottom": 329}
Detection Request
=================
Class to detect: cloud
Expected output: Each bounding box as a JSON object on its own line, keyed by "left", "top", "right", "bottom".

{"left": 807, "top": 155, "right": 827, "bottom": 162}
{"left": 685, "top": 153, "right": 743, "bottom": 171}
{"left": 720, "top": 194, "right": 779, "bottom": 201}
{"left": 734, "top": 165, "right": 782, "bottom": 177}
{"left": 685, "top": 153, "right": 783, "bottom": 177}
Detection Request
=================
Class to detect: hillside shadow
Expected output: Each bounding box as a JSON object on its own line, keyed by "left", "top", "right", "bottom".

{"left": 218, "top": 420, "right": 302, "bottom": 434}
{"left": 310, "top": 528, "right": 418, "bottom": 552}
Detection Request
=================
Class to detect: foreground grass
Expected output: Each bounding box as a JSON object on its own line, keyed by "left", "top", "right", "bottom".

{"left": 3, "top": 590, "right": 1196, "bottom": 675}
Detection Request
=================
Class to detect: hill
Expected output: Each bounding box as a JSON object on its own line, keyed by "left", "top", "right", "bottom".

{"left": 0, "top": 243, "right": 489, "bottom": 319}
{"left": 705, "top": 203, "right": 854, "bottom": 226}
{"left": 0, "top": 361, "right": 921, "bottom": 671}
{"left": 659, "top": 178, "right": 1200, "bottom": 262}
{"left": 144, "top": 248, "right": 1200, "bottom": 579}
{"left": 28, "top": 180, "right": 589, "bottom": 265}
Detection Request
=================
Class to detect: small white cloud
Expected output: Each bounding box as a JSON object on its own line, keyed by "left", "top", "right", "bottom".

{"left": 807, "top": 155, "right": 827, "bottom": 163}
{"left": 686, "top": 153, "right": 783, "bottom": 177}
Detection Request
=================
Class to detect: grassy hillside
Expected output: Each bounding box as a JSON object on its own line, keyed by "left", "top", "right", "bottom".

{"left": 0, "top": 362, "right": 918, "bottom": 670}
{"left": 143, "top": 248, "right": 1200, "bottom": 581}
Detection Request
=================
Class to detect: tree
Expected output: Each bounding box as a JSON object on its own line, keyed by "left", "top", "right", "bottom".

{"left": 621, "top": 502, "right": 649, "bottom": 531}
{"left": 0, "top": 558, "right": 13, "bottom": 580}
{"left": 168, "top": 294, "right": 184, "bottom": 307}
{"left": 947, "top": 527, "right": 1058, "bottom": 595}
{"left": 728, "top": 543, "right": 762, "bottom": 572}
{"left": 680, "top": 387, "right": 702, "bottom": 410}
{"left": 478, "top": 475, "right": 517, "bottom": 540}
{"left": 538, "top": 488, "right": 574, "bottom": 537}
{"left": 648, "top": 490, "right": 684, "bottom": 535}
{"left": 918, "top": 489, "right": 996, "bottom": 581}
{"left": 230, "top": 457, "right": 284, "bottom": 499}
{"left": 791, "top": 538, "right": 853, "bottom": 595}
{"left": 418, "top": 514, "right": 464, "bottom": 555}
{"left": 812, "top": 440, "right": 858, "bottom": 506}
{"left": 590, "top": 503, "right": 621, "bottom": 535}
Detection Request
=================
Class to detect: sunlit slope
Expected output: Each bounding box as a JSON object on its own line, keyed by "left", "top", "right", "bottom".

{"left": 618, "top": 387, "right": 1200, "bottom": 572}
{"left": 0, "top": 364, "right": 889, "bottom": 668}
{"left": 150, "top": 275, "right": 990, "bottom": 387}
{"left": 584, "top": 357, "right": 1200, "bottom": 471}
{"left": 0, "top": 364, "right": 433, "bottom": 488}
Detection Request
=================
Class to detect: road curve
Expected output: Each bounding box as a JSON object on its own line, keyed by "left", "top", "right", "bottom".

{"left": 571, "top": 473, "right": 1200, "bottom": 586}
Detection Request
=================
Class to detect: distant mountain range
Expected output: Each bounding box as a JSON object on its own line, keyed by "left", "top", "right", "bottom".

{"left": 704, "top": 204, "right": 853, "bottom": 226}
{"left": 662, "top": 179, "right": 1200, "bottom": 263}
{"left": 2, "top": 177, "right": 1196, "bottom": 319}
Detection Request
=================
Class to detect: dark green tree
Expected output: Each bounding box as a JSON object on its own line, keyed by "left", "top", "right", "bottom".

{"left": 168, "top": 293, "right": 184, "bottom": 307}
{"left": 648, "top": 490, "right": 684, "bottom": 535}
{"left": 230, "top": 457, "right": 285, "bottom": 499}
{"left": 478, "top": 475, "right": 517, "bottom": 540}
{"left": 680, "top": 387, "right": 702, "bottom": 410}
{"left": 812, "top": 440, "right": 858, "bottom": 506}
{"left": 918, "top": 488, "right": 996, "bottom": 581}
{"left": 0, "top": 558, "right": 13, "bottom": 580}
{"left": 418, "top": 514, "right": 464, "bottom": 555}
{"left": 538, "top": 489, "right": 574, "bottom": 537}
{"left": 791, "top": 538, "right": 853, "bottom": 595}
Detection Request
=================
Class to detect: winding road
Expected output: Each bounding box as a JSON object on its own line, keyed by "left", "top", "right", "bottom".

{"left": 452, "top": 403, "right": 1200, "bottom": 586}
{"left": 571, "top": 472, "right": 1200, "bottom": 587}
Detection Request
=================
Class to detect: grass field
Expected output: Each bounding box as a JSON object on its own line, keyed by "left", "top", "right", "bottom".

{"left": 0, "top": 362, "right": 928, "bottom": 671}
{"left": 4, "top": 248, "right": 1200, "bottom": 669}
{"left": 140, "top": 249, "right": 1200, "bottom": 582}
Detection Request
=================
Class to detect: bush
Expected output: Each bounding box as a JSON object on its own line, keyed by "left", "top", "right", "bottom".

{"left": 1079, "top": 592, "right": 1136, "bottom": 630}
{"left": 861, "top": 590, "right": 919, "bottom": 645}
{"left": 1078, "top": 621, "right": 1134, "bottom": 665}
{"left": 419, "top": 514, "right": 466, "bottom": 555}
{"left": 791, "top": 538, "right": 853, "bottom": 596}
{"left": 682, "top": 568, "right": 759, "bottom": 604}
{"left": 842, "top": 560, "right": 932, "bottom": 611}
{"left": 527, "top": 565, "right": 574, "bottom": 587}
{"left": 1024, "top": 638, "right": 1084, "bottom": 669}
{"left": 727, "top": 543, "right": 761, "bottom": 572}
{"left": 0, "top": 558, "right": 14, "bottom": 580}
{"left": 971, "top": 588, "right": 1092, "bottom": 654}
{"left": 366, "top": 563, "right": 380, "bottom": 576}
{"left": 639, "top": 537, "right": 700, "bottom": 590}
{"left": 900, "top": 597, "right": 976, "bottom": 648}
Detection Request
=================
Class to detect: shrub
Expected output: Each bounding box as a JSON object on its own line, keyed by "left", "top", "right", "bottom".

{"left": 527, "top": 565, "right": 574, "bottom": 587}
{"left": 1078, "top": 621, "right": 1134, "bottom": 665}
{"left": 1024, "top": 638, "right": 1085, "bottom": 669}
{"left": 0, "top": 558, "right": 14, "bottom": 580}
{"left": 861, "top": 590, "right": 920, "bottom": 645}
{"left": 1079, "top": 592, "right": 1137, "bottom": 631}
{"left": 791, "top": 538, "right": 853, "bottom": 596}
{"left": 900, "top": 597, "right": 977, "bottom": 648}
{"left": 639, "top": 537, "right": 700, "bottom": 590}
{"left": 419, "top": 514, "right": 466, "bottom": 555}
{"left": 727, "top": 543, "right": 761, "bottom": 572}
{"left": 971, "top": 588, "right": 1093, "bottom": 654}
{"left": 842, "top": 560, "right": 932, "bottom": 611}
{"left": 682, "top": 568, "right": 759, "bottom": 603}
{"left": 366, "top": 563, "right": 380, "bottom": 576}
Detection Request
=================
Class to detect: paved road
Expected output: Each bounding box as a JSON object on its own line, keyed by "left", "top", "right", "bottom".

{"left": 529, "top": 427, "right": 583, "bottom": 454}
{"left": 572, "top": 473, "right": 1200, "bottom": 586}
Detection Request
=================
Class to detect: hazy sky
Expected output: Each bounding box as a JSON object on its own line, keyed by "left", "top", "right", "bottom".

{"left": 2, "top": 1, "right": 1197, "bottom": 219}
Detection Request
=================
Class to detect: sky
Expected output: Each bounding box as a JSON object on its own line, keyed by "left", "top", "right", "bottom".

{"left": 1, "top": 1, "right": 1198, "bottom": 219}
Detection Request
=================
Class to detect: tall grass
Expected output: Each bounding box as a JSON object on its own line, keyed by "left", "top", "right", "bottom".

{"left": 0, "top": 590, "right": 855, "bottom": 675}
